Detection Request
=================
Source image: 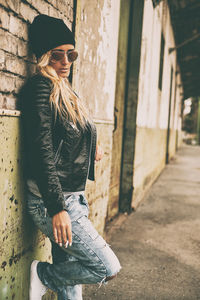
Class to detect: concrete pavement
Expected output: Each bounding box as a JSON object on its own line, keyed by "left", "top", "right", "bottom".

{"left": 84, "top": 144, "right": 200, "bottom": 300}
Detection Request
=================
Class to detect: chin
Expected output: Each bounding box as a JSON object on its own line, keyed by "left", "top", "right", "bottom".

{"left": 59, "top": 72, "right": 70, "bottom": 78}
{"left": 59, "top": 74, "right": 69, "bottom": 78}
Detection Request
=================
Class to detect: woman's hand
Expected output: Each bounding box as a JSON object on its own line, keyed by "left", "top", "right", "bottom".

{"left": 95, "top": 145, "right": 104, "bottom": 161}
{"left": 52, "top": 210, "right": 72, "bottom": 248}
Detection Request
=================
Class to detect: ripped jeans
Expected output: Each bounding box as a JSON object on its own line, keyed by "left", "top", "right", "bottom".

{"left": 26, "top": 191, "right": 121, "bottom": 300}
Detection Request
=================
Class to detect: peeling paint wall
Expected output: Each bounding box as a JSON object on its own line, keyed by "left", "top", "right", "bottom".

{"left": 73, "top": 0, "right": 121, "bottom": 233}
{"left": 132, "top": 0, "right": 183, "bottom": 208}
{"left": 73, "top": 0, "right": 120, "bottom": 121}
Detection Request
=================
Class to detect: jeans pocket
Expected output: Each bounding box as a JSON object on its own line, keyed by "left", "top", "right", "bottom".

{"left": 27, "top": 204, "right": 40, "bottom": 216}
{"left": 64, "top": 195, "right": 76, "bottom": 213}
{"left": 64, "top": 194, "right": 88, "bottom": 221}
{"left": 79, "top": 195, "right": 89, "bottom": 211}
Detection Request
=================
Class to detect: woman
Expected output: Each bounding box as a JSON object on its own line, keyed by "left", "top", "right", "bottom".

{"left": 21, "top": 14, "right": 121, "bottom": 300}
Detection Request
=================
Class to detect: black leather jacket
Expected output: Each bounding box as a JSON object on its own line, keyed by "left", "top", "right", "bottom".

{"left": 20, "top": 74, "right": 96, "bottom": 217}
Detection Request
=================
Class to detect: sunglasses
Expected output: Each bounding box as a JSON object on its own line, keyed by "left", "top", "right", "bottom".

{"left": 50, "top": 49, "right": 78, "bottom": 62}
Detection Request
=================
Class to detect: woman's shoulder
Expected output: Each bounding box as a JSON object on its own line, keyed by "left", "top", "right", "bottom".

{"left": 27, "top": 73, "right": 52, "bottom": 87}
{"left": 18, "top": 74, "right": 52, "bottom": 108}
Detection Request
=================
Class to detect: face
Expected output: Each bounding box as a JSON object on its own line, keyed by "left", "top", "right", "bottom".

{"left": 49, "top": 44, "right": 77, "bottom": 78}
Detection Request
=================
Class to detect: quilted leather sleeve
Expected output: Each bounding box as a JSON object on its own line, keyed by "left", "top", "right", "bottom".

{"left": 25, "top": 75, "right": 65, "bottom": 216}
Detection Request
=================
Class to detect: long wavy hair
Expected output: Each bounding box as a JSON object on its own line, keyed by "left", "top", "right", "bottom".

{"left": 36, "top": 50, "right": 89, "bottom": 128}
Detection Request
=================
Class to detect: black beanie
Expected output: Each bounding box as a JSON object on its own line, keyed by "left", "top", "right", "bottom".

{"left": 29, "top": 14, "right": 75, "bottom": 59}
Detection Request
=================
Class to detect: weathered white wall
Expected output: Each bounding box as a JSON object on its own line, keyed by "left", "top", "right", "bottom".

{"left": 137, "top": 0, "right": 183, "bottom": 130}
{"left": 73, "top": 0, "right": 120, "bottom": 233}
{"left": 132, "top": 0, "right": 183, "bottom": 208}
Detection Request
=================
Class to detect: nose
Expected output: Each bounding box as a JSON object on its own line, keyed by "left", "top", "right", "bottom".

{"left": 61, "top": 53, "right": 69, "bottom": 65}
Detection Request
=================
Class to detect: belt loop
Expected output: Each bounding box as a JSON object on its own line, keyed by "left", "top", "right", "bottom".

{"left": 79, "top": 194, "right": 84, "bottom": 202}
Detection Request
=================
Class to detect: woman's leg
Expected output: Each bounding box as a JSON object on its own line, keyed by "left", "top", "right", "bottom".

{"left": 27, "top": 192, "right": 121, "bottom": 293}
{"left": 51, "top": 241, "right": 83, "bottom": 300}
{"left": 57, "top": 285, "right": 82, "bottom": 300}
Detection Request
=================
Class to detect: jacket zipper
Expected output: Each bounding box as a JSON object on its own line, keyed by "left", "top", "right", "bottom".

{"left": 86, "top": 128, "right": 93, "bottom": 181}
{"left": 54, "top": 139, "right": 63, "bottom": 164}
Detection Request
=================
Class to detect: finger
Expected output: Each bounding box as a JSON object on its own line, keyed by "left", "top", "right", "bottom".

{"left": 61, "top": 226, "right": 68, "bottom": 248}
{"left": 53, "top": 226, "right": 58, "bottom": 244}
{"left": 95, "top": 152, "right": 100, "bottom": 161}
{"left": 57, "top": 228, "right": 62, "bottom": 246}
{"left": 100, "top": 149, "right": 104, "bottom": 157}
{"left": 96, "top": 155, "right": 101, "bottom": 161}
{"left": 67, "top": 226, "right": 72, "bottom": 246}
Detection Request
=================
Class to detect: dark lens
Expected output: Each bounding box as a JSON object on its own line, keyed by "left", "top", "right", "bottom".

{"left": 67, "top": 50, "right": 78, "bottom": 62}
{"left": 51, "top": 51, "right": 64, "bottom": 61}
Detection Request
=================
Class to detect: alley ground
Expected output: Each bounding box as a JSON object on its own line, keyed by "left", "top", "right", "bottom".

{"left": 84, "top": 144, "right": 200, "bottom": 300}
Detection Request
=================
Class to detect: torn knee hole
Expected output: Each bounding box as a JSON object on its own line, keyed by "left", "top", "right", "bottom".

{"left": 105, "top": 274, "right": 117, "bottom": 282}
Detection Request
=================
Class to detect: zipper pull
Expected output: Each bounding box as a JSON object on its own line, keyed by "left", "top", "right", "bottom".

{"left": 44, "top": 207, "right": 47, "bottom": 218}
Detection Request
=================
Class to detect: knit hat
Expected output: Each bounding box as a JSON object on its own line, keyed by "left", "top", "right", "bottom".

{"left": 29, "top": 14, "right": 75, "bottom": 59}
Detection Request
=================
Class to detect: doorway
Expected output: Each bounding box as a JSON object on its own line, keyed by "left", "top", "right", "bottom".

{"left": 107, "top": 0, "right": 145, "bottom": 220}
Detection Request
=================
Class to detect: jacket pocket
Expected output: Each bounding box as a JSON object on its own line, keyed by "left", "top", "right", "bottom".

{"left": 54, "top": 139, "right": 63, "bottom": 164}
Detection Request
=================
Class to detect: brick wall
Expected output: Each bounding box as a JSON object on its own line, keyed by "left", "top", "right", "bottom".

{"left": 0, "top": 0, "right": 74, "bottom": 110}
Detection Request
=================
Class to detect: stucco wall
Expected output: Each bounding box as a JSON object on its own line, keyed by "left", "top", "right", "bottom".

{"left": 133, "top": 127, "right": 167, "bottom": 208}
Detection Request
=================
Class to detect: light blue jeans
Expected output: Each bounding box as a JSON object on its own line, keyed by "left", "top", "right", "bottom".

{"left": 26, "top": 191, "right": 121, "bottom": 299}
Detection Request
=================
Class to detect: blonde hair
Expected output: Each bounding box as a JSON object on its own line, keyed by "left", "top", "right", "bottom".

{"left": 36, "top": 50, "right": 89, "bottom": 128}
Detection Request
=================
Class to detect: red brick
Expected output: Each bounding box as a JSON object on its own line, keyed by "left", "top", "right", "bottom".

{"left": 0, "top": 72, "right": 16, "bottom": 93}
{"left": 0, "top": 7, "right": 10, "bottom": 30}
{"left": 19, "top": 2, "right": 38, "bottom": 23}
{"left": 0, "top": 29, "right": 18, "bottom": 55}
{"left": 9, "top": 15, "right": 28, "bottom": 40}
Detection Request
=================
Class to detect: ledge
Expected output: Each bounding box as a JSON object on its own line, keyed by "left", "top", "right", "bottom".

{"left": 0, "top": 109, "right": 21, "bottom": 117}
{"left": 93, "top": 118, "right": 114, "bottom": 125}
{"left": 0, "top": 110, "right": 114, "bottom": 125}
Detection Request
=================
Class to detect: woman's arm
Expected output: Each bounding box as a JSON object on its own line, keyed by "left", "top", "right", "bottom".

{"left": 23, "top": 75, "right": 72, "bottom": 247}
{"left": 95, "top": 144, "right": 104, "bottom": 161}
{"left": 27, "top": 76, "right": 65, "bottom": 215}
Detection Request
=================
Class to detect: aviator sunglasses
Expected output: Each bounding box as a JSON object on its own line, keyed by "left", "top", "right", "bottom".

{"left": 50, "top": 49, "right": 78, "bottom": 62}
